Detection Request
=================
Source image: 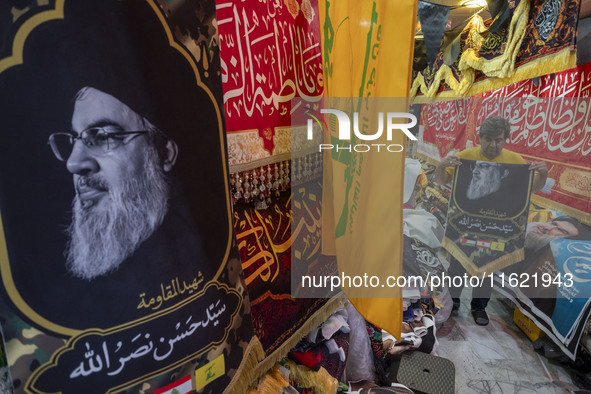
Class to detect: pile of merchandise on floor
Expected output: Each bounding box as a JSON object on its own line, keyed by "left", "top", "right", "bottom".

{"left": 248, "top": 159, "right": 457, "bottom": 393}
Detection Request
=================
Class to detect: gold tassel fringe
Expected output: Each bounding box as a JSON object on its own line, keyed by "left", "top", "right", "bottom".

{"left": 443, "top": 237, "right": 525, "bottom": 276}
{"left": 225, "top": 336, "right": 266, "bottom": 394}
{"left": 410, "top": 73, "right": 425, "bottom": 97}
{"left": 283, "top": 360, "right": 339, "bottom": 394}
{"left": 532, "top": 195, "right": 591, "bottom": 226}
{"left": 247, "top": 296, "right": 345, "bottom": 390}
{"left": 411, "top": 29, "right": 577, "bottom": 99}
{"left": 415, "top": 49, "right": 577, "bottom": 99}
{"left": 248, "top": 365, "right": 289, "bottom": 394}
{"left": 458, "top": 0, "right": 530, "bottom": 78}
{"left": 463, "top": 48, "right": 576, "bottom": 97}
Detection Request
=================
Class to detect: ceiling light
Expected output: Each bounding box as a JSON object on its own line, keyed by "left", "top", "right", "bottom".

{"left": 462, "top": 0, "right": 487, "bottom": 8}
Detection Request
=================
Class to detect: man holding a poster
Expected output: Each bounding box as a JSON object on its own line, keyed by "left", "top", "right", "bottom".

{"left": 434, "top": 116, "right": 548, "bottom": 325}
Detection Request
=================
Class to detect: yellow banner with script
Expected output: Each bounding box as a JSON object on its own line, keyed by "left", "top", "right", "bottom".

{"left": 319, "top": 0, "right": 417, "bottom": 339}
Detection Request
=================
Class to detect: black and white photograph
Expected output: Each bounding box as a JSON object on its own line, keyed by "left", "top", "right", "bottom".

{"left": 443, "top": 159, "right": 534, "bottom": 276}
{"left": 452, "top": 159, "right": 533, "bottom": 217}
{"left": 0, "top": 0, "right": 232, "bottom": 332}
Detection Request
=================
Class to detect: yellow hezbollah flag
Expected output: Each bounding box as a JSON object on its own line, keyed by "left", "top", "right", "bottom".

{"left": 319, "top": 0, "right": 417, "bottom": 339}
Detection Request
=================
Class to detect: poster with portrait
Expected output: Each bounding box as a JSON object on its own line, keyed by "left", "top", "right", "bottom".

{"left": 495, "top": 212, "right": 591, "bottom": 360}
{"left": 0, "top": 1, "right": 258, "bottom": 393}
{"left": 442, "top": 159, "right": 534, "bottom": 276}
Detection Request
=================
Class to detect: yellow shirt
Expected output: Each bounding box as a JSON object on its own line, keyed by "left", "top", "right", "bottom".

{"left": 446, "top": 147, "right": 526, "bottom": 178}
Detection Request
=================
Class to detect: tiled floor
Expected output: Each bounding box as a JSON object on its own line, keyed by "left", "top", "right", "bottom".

{"left": 436, "top": 292, "right": 579, "bottom": 394}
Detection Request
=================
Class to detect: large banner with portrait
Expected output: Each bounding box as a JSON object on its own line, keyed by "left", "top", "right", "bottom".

{"left": 417, "top": 65, "right": 591, "bottom": 225}
{"left": 443, "top": 159, "right": 534, "bottom": 276}
{"left": 0, "top": 1, "right": 258, "bottom": 393}
{"left": 495, "top": 210, "right": 591, "bottom": 360}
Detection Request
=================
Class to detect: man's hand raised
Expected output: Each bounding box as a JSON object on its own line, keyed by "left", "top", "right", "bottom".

{"left": 434, "top": 154, "right": 461, "bottom": 185}
{"left": 529, "top": 161, "right": 549, "bottom": 193}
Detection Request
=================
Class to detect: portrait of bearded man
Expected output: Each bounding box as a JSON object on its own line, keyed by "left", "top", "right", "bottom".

{"left": 524, "top": 216, "right": 582, "bottom": 253}
{"left": 51, "top": 87, "right": 178, "bottom": 281}
{"left": 502, "top": 215, "right": 590, "bottom": 317}
{"left": 434, "top": 115, "right": 547, "bottom": 326}
{"left": 0, "top": 0, "right": 231, "bottom": 331}
{"left": 466, "top": 161, "right": 509, "bottom": 201}
{"left": 450, "top": 158, "right": 530, "bottom": 219}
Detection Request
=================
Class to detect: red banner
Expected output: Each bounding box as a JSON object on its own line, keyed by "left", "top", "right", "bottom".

{"left": 419, "top": 62, "right": 591, "bottom": 223}
{"left": 233, "top": 180, "right": 339, "bottom": 355}
{"left": 478, "top": 63, "right": 591, "bottom": 222}
{"left": 217, "top": 0, "right": 324, "bottom": 167}
{"left": 420, "top": 98, "right": 473, "bottom": 159}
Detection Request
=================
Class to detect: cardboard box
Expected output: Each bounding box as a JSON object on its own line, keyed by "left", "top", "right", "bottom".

{"left": 513, "top": 307, "right": 545, "bottom": 342}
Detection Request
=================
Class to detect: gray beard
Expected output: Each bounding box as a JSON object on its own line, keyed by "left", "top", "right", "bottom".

{"left": 466, "top": 177, "right": 501, "bottom": 200}
{"left": 524, "top": 224, "right": 563, "bottom": 253}
{"left": 65, "top": 151, "right": 170, "bottom": 280}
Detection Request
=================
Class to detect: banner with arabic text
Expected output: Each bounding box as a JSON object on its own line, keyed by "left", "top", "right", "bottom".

{"left": 419, "top": 98, "right": 473, "bottom": 160}
{"left": 0, "top": 1, "right": 258, "bottom": 393}
{"left": 410, "top": 0, "right": 578, "bottom": 98}
{"left": 443, "top": 160, "right": 534, "bottom": 276}
{"left": 417, "top": 69, "right": 591, "bottom": 224}
{"left": 318, "top": 0, "right": 417, "bottom": 339}
{"left": 217, "top": 0, "right": 324, "bottom": 170}
{"left": 234, "top": 178, "right": 341, "bottom": 376}
{"left": 478, "top": 65, "right": 591, "bottom": 224}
